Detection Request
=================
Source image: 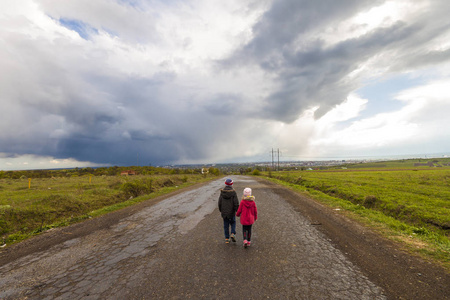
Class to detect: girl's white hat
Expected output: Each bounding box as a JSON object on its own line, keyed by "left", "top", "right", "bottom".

{"left": 243, "top": 187, "right": 252, "bottom": 197}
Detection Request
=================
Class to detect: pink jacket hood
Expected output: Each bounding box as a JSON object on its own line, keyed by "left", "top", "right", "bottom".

{"left": 236, "top": 196, "right": 257, "bottom": 225}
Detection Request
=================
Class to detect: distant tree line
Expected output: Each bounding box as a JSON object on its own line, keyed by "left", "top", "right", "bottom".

{"left": 0, "top": 166, "right": 220, "bottom": 179}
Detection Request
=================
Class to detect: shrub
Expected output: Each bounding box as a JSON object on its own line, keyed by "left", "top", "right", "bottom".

{"left": 412, "top": 227, "right": 430, "bottom": 235}
{"left": 363, "top": 195, "right": 379, "bottom": 208}
{"left": 108, "top": 180, "right": 123, "bottom": 189}
{"left": 209, "top": 167, "right": 220, "bottom": 176}
{"left": 294, "top": 176, "right": 305, "bottom": 184}
{"left": 121, "top": 179, "right": 154, "bottom": 198}
{"left": 162, "top": 178, "right": 174, "bottom": 187}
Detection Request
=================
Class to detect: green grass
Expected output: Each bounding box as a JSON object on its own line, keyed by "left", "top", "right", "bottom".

{"left": 340, "top": 157, "right": 450, "bottom": 169}
{"left": 259, "top": 161, "right": 450, "bottom": 270}
{"left": 0, "top": 174, "right": 216, "bottom": 245}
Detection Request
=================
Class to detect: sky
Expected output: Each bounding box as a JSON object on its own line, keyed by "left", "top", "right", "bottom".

{"left": 1, "top": 0, "right": 450, "bottom": 170}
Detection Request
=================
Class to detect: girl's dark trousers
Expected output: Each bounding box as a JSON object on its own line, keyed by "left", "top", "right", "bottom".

{"left": 242, "top": 225, "right": 252, "bottom": 241}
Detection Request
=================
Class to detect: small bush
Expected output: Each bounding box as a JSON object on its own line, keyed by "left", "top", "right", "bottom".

{"left": 121, "top": 179, "right": 154, "bottom": 198}
{"left": 294, "top": 176, "right": 305, "bottom": 184}
{"left": 412, "top": 227, "right": 430, "bottom": 235}
{"left": 109, "top": 180, "right": 123, "bottom": 189}
{"left": 162, "top": 179, "right": 174, "bottom": 187}
{"left": 327, "top": 187, "right": 339, "bottom": 194}
{"left": 363, "top": 195, "right": 379, "bottom": 208}
{"left": 252, "top": 169, "right": 260, "bottom": 176}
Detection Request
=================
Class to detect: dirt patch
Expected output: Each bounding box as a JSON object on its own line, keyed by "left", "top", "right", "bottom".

{"left": 254, "top": 177, "right": 450, "bottom": 300}
{"left": 395, "top": 235, "right": 429, "bottom": 250}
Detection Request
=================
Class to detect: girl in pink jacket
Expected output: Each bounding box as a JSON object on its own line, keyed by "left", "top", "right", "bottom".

{"left": 236, "top": 187, "right": 258, "bottom": 248}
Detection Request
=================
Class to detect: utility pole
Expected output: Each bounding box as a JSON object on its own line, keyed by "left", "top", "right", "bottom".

{"left": 271, "top": 148, "right": 281, "bottom": 171}
{"left": 271, "top": 148, "right": 274, "bottom": 170}
{"left": 277, "top": 148, "right": 280, "bottom": 171}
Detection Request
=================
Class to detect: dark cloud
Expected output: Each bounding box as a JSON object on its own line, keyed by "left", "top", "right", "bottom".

{"left": 262, "top": 21, "right": 419, "bottom": 121}
{"left": 245, "top": 0, "right": 383, "bottom": 60}
{"left": 54, "top": 133, "right": 179, "bottom": 166}
{"left": 222, "top": 0, "right": 384, "bottom": 122}
{"left": 224, "top": 0, "right": 450, "bottom": 122}
{"left": 203, "top": 93, "right": 244, "bottom": 115}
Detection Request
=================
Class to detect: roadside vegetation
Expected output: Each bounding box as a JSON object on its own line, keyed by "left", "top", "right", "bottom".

{"left": 257, "top": 158, "right": 450, "bottom": 269}
{"left": 0, "top": 166, "right": 220, "bottom": 246}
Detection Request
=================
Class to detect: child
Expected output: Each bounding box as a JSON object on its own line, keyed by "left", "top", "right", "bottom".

{"left": 218, "top": 178, "right": 239, "bottom": 243}
{"left": 236, "top": 187, "right": 257, "bottom": 248}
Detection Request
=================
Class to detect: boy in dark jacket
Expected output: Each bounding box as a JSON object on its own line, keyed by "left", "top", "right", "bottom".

{"left": 218, "top": 178, "right": 239, "bottom": 243}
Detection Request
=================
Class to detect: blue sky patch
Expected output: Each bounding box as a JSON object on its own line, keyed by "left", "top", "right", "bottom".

{"left": 117, "top": 0, "right": 141, "bottom": 7}
{"left": 59, "top": 18, "right": 98, "bottom": 40}
{"left": 356, "top": 74, "right": 425, "bottom": 118}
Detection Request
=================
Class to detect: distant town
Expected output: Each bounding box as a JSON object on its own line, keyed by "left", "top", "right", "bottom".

{"left": 165, "top": 153, "right": 450, "bottom": 172}
{"left": 168, "top": 159, "right": 371, "bottom": 172}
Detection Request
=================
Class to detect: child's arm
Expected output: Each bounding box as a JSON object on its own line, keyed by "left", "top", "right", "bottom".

{"left": 233, "top": 193, "right": 239, "bottom": 212}
{"left": 236, "top": 202, "right": 242, "bottom": 217}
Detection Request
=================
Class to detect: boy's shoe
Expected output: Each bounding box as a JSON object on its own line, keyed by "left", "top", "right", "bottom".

{"left": 225, "top": 239, "right": 230, "bottom": 244}
{"left": 230, "top": 233, "right": 236, "bottom": 242}
{"left": 243, "top": 239, "right": 248, "bottom": 248}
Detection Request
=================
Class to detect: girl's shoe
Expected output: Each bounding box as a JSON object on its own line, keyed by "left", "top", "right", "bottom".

{"left": 247, "top": 241, "right": 251, "bottom": 247}
{"left": 243, "top": 239, "right": 248, "bottom": 248}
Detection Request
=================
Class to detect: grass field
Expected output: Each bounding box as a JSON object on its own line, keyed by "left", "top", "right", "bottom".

{"left": 340, "top": 157, "right": 450, "bottom": 169}
{"left": 0, "top": 173, "right": 215, "bottom": 245}
{"left": 261, "top": 158, "right": 450, "bottom": 268}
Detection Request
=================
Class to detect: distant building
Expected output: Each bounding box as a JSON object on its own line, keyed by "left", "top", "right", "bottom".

{"left": 414, "top": 162, "right": 434, "bottom": 167}
{"left": 121, "top": 170, "right": 137, "bottom": 176}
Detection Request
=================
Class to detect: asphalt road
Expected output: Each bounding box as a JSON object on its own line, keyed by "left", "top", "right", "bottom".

{"left": 0, "top": 176, "right": 446, "bottom": 299}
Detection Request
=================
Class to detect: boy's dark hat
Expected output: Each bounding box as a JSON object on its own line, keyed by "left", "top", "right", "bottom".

{"left": 225, "top": 178, "right": 233, "bottom": 185}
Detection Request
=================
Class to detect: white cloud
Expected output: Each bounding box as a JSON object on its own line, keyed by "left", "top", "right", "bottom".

{"left": 0, "top": 154, "right": 107, "bottom": 171}
{"left": 306, "top": 79, "right": 450, "bottom": 157}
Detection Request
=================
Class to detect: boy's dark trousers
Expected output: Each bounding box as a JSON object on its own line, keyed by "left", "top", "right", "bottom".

{"left": 223, "top": 216, "right": 236, "bottom": 239}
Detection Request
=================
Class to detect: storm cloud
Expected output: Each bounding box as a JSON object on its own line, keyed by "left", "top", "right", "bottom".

{"left": 1, "top": 0, "right": 450, "bottom": 169}
{"left": 229, "top": 0, "right": 450, "bottom": 121}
